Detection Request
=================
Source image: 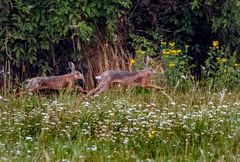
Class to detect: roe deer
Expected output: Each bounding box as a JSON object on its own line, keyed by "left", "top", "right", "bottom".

{"left": 86, "top": 56, "right": 166, "bottom": 97}
{"left": 26, "top": 62, "right": 86, "bottom": 93}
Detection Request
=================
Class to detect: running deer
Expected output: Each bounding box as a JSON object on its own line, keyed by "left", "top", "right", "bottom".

{"left": 86, "top": 56, "right": 165, "bottom": 97}
{"left": 26, "top": 62, "right": 86, "bottom": 93}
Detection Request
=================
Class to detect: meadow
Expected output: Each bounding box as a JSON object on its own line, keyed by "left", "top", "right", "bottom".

{"left": 0, "top": 85, "right": 239, "bottom": 162}
{"left": 1, "top": 41, "right": 240, "bottom": 161}
{"left": 1, "top": 1, "right": 240, "bottom": 161}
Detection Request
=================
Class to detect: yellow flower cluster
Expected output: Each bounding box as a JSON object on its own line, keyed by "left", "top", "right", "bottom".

{"left": 130, "top": 59, "right": 136, "bottom": 65}
{"left": 212, "top": 40, "right": 219, "bottom": 49}
{"left": 168, "top": 62, "right": 176, "bottom": 68}
{"left": 162, "top": 49, "right": 182, "bottom": 55}
{"left": 148, "top": 130, "right": 157, "bottom": 139}
{"left": 169, "top": 42, "right": 175, "bottom": 47}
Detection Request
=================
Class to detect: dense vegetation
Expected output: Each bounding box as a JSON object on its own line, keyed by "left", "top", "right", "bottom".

{"left": 0, "top": 1, "right": 240, "bottom": 161}
{"left": 0, "top": 0, "right": 240, "bottom": 88}
{"left": 0, "top": 0, "right": 131, "bottom": 79}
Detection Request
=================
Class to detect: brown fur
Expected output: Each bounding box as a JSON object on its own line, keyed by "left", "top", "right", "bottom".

{"left": 26, "top": 62, "right": 86, "bottom": 94}
{"left": 86, "top": 68, "right": 163, "bottom": 96}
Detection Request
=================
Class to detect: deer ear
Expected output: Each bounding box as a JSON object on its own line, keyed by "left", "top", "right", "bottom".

{"left": 144, "top": 55, "right": 150, "bottom": 67}
{"left": 68, "top": 62, "right": 75, "bottom": 72}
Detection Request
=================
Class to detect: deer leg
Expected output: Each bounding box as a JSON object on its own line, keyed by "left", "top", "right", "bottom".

{"left": 86, "top": 80, "right": 110, "bottom": 97}
{"left": 86, "top": 86, "right": 101, "bottom": 97}
{"left": 94, "top": 84, "right": 109, "bottom": 96}
{"left": 77, "top": 86, "right": 87, "bottom": 93}
{"left": 74, "top": 86, "right": 88, "bottom": 94}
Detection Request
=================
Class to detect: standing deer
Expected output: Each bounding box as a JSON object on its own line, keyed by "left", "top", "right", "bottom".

{"left": 26, "top": 62, "right": 86, "bottom": 93}
{"left": 86, "top": 56, "right": 166, "bottom": 97}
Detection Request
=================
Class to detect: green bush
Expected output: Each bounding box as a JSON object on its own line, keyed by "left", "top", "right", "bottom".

{"left": 202, "top": 41, "right": 240, "bottom": 90}
{"left": 0, "top": 0, "right": 131, "bottom": 76}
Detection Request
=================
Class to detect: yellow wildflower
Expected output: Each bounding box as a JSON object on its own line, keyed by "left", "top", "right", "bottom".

{"left": 163, "top": 48, "right": 181, "bottom": 55}
{"left": 162, "top": 50, "right": 170, "bottom": 55}
{"left": 130, "top": 59, "right": 136, "bottom": 65}
{"left": 176, "top": 49, "right": 182, "bottom": 54}
{"left": 170, "top": 50, "right": 177, "bottom": 55}
{"left": 168, "top": 63, "right": 176, "bottom": 68}
{"left": 212, "top": 40, "right": 219, "bottom": 49}
{"left": 169, "top": 42, "right": 175, "bottom": 47}
{"left": 170, "top": 49, "right": 182, "bottom": 55}
{"left": 148, "top": 130, "right": 157, "bottom": 139}
{"left": 234, "top": 63, "right": 239, "bottom": 67}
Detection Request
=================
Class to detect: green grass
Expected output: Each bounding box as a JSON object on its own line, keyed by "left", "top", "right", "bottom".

{"left": 0, "top": 87, "right": 239, "bottom": 162}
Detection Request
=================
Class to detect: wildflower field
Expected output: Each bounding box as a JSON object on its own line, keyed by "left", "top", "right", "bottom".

{"left": 1, "top": 41, "right": 240, "bottom": 162}
{"left": 1, "top": 0, "right": 240, "bottom": 161}
{"left": 0, "top": 86, "right": 239, "bottom": 162}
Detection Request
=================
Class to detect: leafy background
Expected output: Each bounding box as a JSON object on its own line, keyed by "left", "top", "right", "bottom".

{"left": 0, "top": 0, "right": 240, "bottom": 89}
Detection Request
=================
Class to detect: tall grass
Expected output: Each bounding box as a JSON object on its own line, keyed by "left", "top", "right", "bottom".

{"left": 0, "top": 86, "right": 239, "bottom": 162}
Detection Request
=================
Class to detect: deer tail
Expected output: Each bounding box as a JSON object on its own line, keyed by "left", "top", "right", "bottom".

{"left": 26, "top": 79, "right": 30, "bottom": 83}
{"left": 95, "top": 76, "right": 102, "bottom": 80}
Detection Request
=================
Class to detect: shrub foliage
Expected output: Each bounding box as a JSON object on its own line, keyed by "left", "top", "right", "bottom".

{"left": 0, "top": 0, "right": 240, "bottom": 88}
